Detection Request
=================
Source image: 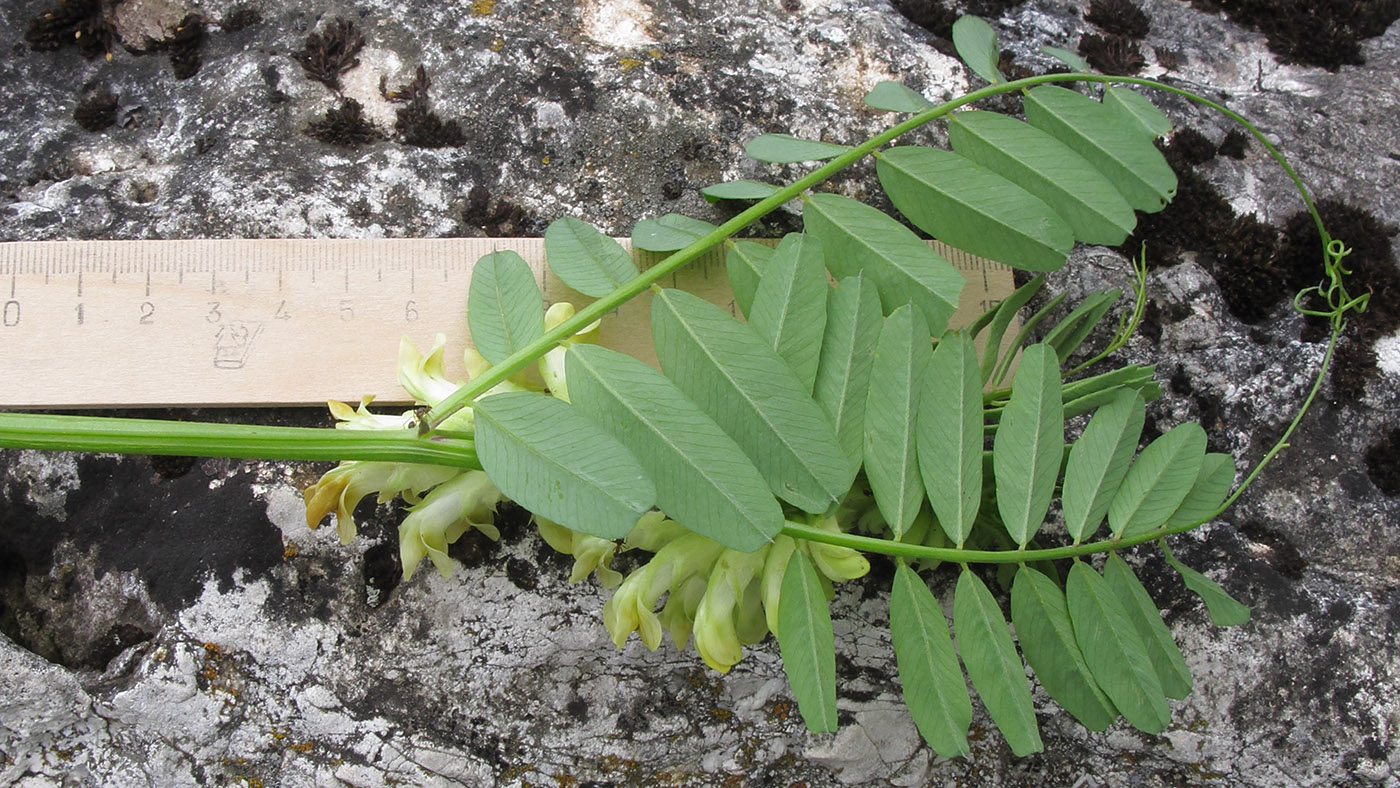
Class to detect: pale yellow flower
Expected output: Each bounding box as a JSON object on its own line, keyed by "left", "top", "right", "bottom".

{"left": 538, "top": 301, "right": 602, "bottom": 402}
{"left": 398, "top": 470, "right": 503, "bottom": 580}
{"left": 304, "top": 461, "right": 459, "bottom": 544}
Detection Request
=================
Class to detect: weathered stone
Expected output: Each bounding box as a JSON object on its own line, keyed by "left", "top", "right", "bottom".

{"left": 3, "top": 1, "right": 1399, "bottom": 785}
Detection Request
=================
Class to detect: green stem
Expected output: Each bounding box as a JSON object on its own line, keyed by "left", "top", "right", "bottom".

{"left": 0, "top": 413, "right": 480, "bottom": 469}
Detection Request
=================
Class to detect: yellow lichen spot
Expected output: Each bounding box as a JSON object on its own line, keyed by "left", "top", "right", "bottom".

{"left": 553, "top": 774, "right": 579, "bottom": 788}
{"left": 500, "top": 764, "right": 535, "bottom": 780}
{"left": 283, "top": 543, "right": 300, "bottom": 560}
{"left": 541, "top": 155, "right": 551, "bottom": 165}
{"left": 203, "top": 641, "right": 221, "bottom": 655}
{"left": 471, "top": 0, "right": 496, "bottom": 15}
{"left": 648, "top": 48, "right": 663, "bottom": 59}
{"left": 619, "top": 57, "right": 643, "bottom": 71}
{"left": 490, "top": 37, "right": 505, "bottom": 52}
{"left": 288, "top": 741, "right": 314, "bottom": 753}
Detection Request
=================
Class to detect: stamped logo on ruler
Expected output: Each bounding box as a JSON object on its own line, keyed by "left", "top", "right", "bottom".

{"left": 0, "top": 238, "right": 1011, "bottom": 408}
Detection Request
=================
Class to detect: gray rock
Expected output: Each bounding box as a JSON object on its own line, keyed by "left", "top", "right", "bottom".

{"left": 3, "top": 1, "right": 1399, "bottom": 786}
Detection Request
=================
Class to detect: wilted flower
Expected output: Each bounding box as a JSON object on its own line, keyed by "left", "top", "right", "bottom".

{"left": 536, "top": 515, "right": 623, "bottom": 587}
{"left": 538, "top": 301, "right": 601, "bottom": 402}
{"left": 304, "top": 461, "right": 459, "bottom": 544}
{"left": 398, "top": 469, "right": 503, "bottom": 580}
{"left": 327, "top": 395, "right": 417, "bottom": 431}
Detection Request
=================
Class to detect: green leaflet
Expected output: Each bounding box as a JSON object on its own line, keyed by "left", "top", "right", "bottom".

{"left": 954, "top": 569, "right": 1043, "bottom": 756}
{"left": 1163, "top": 545, "right": 1252, "bottom": 627}
{"left": 652, "top": 289, "right": 850, "bottom": 513}
{"left": 1041, "top": 45, "right": 1090, "bottom": 73}
{"left": 1066, "top": 562, "right": 1170, "bottom": 734}
{"left": 1043, "top": 289, "right": 1121, "bottom": 363}
{"left": 632, "top": 213, "right": 720, "bottom": 252}
{"left": 919, "top": 331, "right": 982, "bottom": 546}
{"left": 1024, "top": 86, "right": 1177, "bottom": 213}
{"left": 1103, "top": 85, "right": 1173, "bottom": 139}
{"left": 777, "top": 551, "right": 838, "bottom": 733}
{"left": 989, "top": 291, "right": 1069, "bottom": 388}
{"left": 565, "top": 345, "right": 783, "bottom": 552}
{"left": 543, "top": 216, "right": 639, "bottom": 298}
{"left": 863, "top": 81, "right": 936, "bottom": 113}
{"left": 890, "top": 563, "right": 971, "bottom": 758}
{"left": 473, "top": 391, "right": 654, "bottom": 540}
{"left": 1061, "top": 389, "right": 1145, "bottom": 543}
{"left": 745, "top": 133, "right": 851, "bottom": 164}
{"left": 949, "top": 110, "right": 1137, "bottom": 246}
{"left": 1108, "top": 422, "right": 1207, "bottom": 538}
{"left": 1165, "top": 453, "right": 1236, "bottom": 528}
{"left": 748, "top": 233, "right": 829, "bottom": 392}
{"left": 864, "top": 305, "right": 931, "bottom": 537}
{"left": 951, "top": 15, "right": 1003, "bottom": 84}
{"left": 877, "top": 146, "right": 1074, "bottom": 272}
{"left": 803, "top": 192, "right": 963, "bottom": 333}
{"left": 1010, "top": 566, "right": 1117, "bottom": 731}
{"left": 467, "top": 250, "right": 545, "bottom": 365}
{"left": 726, "top": 241, "right": 774, "bottom": 319}
{"left": 979, "top": 275, "right": 1043, "bottom": 383}
{"left": 993, "top": 344, "right": 1064, "bottom": 547}
{"left": 813, "top": 274, "right": 882, "bottom": 480}
{"left": 701, "top": 179, "right": 782, "bottom": 203}
{"left": 1104, "top": 553, "right": 1192, "bottom": 700}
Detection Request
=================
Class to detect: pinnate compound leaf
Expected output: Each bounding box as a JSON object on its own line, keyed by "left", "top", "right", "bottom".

{"left": 1041, "top": 45, "right": 1090, "bottom": 72}
{"left": 1066, "top": 561, "right": 1170, "bottom": 734}
{"left": 952, "top": 15, "right": 1004, "bottom": 84}
{"left": 1043, "top": 288, "right": 1121, "bottom": 363}
{"left": 652, "top": 289, "right": 850, "bottom": 513}
{"left": 748, "top": 233, "right": 829, "bottom": 392}
{"left": 993, "top": 344, "right": 1064, "bottom": 546}
{"left": 1164, "top": 549, "right": 1251, "bottom": 627}
{"left": 566, "top": 344, "right": 783, "bottom": 551}
{"left": 631, "top": 213, "right": 719, "bottom": 252}
{"left": 814, "top": 274, "right": 882, "bottom": 479}
{"left": 1103, "top": 85, "right": 1173, "bottom": 139}
{"left": 701, "top": 180, "right": 782, "bottom": 203}
{"left": 954, "top": 569, "right": 1043, "bottom": 756}
{"left": 877, "top": 146, "right": 1074, "bottom": 272}
{"left": 864, "top": 81, "right": 936, "bottom": 113}
{"left": 919, "top": 331, "right": 982, "bottom": 546}
{"left": 1104, "top": 553, "right": 1192, "bottom": 699}
{"left": 745, "top": 134, "right": 850, "bottom": 164}
{"left": 726, "top": 241, "right": 774, "bottom": 319}
{"left": 1062, "top": 389, "right": 1145, "bottom": 543}
{"left": 803, "top": 192, "right": 963, "bottom": 332}
{"left": 1108, "top": 422, "right": 1207, "bottom": 538}
{"left": 1010, "top": 566, "right": 1117, "bottom": 731}
{"left": 474, "top": 391, "right": 654, "bottom": 540}
{"left": 777, "top": 551, "right": 838, "bottom": 732}
{"left": 1024, "top": 86, "right": 1177, "bottom": 213}
{"left": 864, "top": 305, "right": 931, "bottom": 537}
{"left": 891, "top": 563, "right": 972, "bottom": 757}
{"left": 468, "top": 250, "right": 545, "bottom": 364}
{"left": 1165, "top": 453, "right": 1236, "bottom": 528}
{"left": 543, "top": 216, "right": 638, "bottom": 298}
{"left": 949, "top": 111, "right": 1137, "bottom": 246}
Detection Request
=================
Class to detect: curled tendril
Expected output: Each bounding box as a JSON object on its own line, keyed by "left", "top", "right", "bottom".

{"left": 1292, "top": 236, "right": 1370, "bottom": 332}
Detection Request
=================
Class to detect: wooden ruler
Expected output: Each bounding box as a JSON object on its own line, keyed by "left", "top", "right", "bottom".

{"left": 0, "top": 239, "right": 1012, "bottom": 407}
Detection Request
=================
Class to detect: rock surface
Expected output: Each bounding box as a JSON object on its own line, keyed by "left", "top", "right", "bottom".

{"left": 3, "top": 0, "right": 1399, "bottom": 786}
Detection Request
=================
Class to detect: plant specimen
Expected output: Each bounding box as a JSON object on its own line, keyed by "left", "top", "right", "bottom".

{"left": 0, "top": 16, "right": 1368, "bottom": 759}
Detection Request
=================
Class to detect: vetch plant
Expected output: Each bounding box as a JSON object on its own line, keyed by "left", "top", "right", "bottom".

{"left": 0, "top": 16, "right": 1368, "bottom": 758}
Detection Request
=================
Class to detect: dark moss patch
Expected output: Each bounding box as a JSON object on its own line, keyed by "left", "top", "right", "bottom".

{"left": 1209, "top": 215, "right": 1286, "bottom": 323}
{"left": 1183, "top": 0, "right": 1400, "bottom": 71}
{"left": 148, "top": 454, "right": 197, "bottom": 480}
{"left": 505, "top": 556, "right": 538, "bottom": 591}
{"left": 362, "top": 541, "right": 401, "bottom": 607}
{"left": 1085, "top": 0, "right": 1151, "bottom": 38}
{"left": 889, "top": 0, "right": 959, "bottom": 39}
{"left": 1169, "top": 127, "right": 1219, "bottom": 168}
{"left": 1238, "top": 520, "right": 1308, "bottom": 580}
{"left": 74, "top": 88, "right": 118, "bottom": 132}
{"left": 221, "top": 4, "right": 262, "bottom": 32}
{"left": 304, "top": 99, "right": 383, "bottom": 148}
{"left": 1217, "top": 128, "right": 1250, "bottom": 159}
{"left": 461, "top": 185, "right": 536, "bottom": 236}
{"left": 385, "top": 66, "right": 465, "bottom": 148}
{"left": 295, "top": 17, "right": 365, "bottom": 92}
{"left": 160, "top": 14, "right": 204, "bottom": 80}
{"left": 1078, "top": 32, "right": 1146, "bottom": 75}
{"left": 26, "top": 0, "right": 114, "bottom": 60}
